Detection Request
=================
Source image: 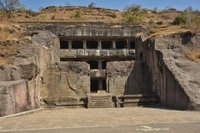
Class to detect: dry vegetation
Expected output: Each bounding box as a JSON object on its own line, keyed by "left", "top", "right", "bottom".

{"left": 186, "top": 48, "right": 200, "bottom": 64}
{"left": 0, "top": 5, "right": 200, "bottom": 65}
{"left": 0, "top": 22, "right": 28, "bottom": 65}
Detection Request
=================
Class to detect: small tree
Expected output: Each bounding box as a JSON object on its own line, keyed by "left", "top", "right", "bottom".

{"left": 88, "top": 2, "right": 95, "bottom": 9}
{"left": 122, "top": 5, "right": 147, "bottom": 23}
{"left": 0, "top": 0, "right": 23, "bottom": 13}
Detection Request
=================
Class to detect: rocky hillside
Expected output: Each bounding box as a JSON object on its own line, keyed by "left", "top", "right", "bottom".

{"left": 0, "top": 6, "right": 200, "bottom": 65}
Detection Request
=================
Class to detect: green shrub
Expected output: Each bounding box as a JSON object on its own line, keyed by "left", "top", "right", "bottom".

{"left": 156, "top": 21, "right": 163, "bottom": 25}
{"left": 100, "top": 8, "right": 107, "bottom": 13}
{"left": 74, "top": 10, "right": 82, "bottom": 18}
{"left": 172, "top": 15, "right": 187, "bottom": 25}
{"left": 122, "top": 4, "right": 146, "bottom": 23}
{"left": 149, "top": 19, "right": 154, "bottom": 25}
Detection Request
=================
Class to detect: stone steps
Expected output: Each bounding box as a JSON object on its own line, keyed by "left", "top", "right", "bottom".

{"left": 87, "top": 94, "right": 160, "bottom": 108}
{"left": 87, "top": 94, "right": 115, "bottom": 108}
{"left": 118, "top": 94, "right": 160, "bottom": 107}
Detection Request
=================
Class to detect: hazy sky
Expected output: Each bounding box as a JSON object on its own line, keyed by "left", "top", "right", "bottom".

{"left": 20, "top": 0, "right": 200, "bottom": 11}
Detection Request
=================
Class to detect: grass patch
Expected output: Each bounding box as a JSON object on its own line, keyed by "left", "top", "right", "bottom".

{"left": 186, "top": 48, "right": 200, "bottom": 64}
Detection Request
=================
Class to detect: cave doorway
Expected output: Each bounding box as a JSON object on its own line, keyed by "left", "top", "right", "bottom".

{"left": 90, "top": 79, "right": 107, "bottom": 93}
{"left": 91, "top": 79, "right": 99, "bottom": 93}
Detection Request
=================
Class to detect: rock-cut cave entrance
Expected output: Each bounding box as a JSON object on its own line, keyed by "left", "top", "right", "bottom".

{"left": 91, "top": 79, "right": 106, "bottom": 93}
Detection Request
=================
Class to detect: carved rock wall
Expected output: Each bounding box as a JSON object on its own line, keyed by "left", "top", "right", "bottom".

{"left": 23, "top": 23, "right": 146, "bottom": 38}
{"left": 0, "top": 30, "right": 60, "bottom": 116}
{"left": 0, "top": 80, "right": 32, "bottom": 116}
{"left": 106, "top": 61, "right": 152, "bottom": 95}
{"left": 140, "top": 33, "right": 200, "bottom": 110}
{"left": 42, "top": 62, "right": 90, "bottom": 107}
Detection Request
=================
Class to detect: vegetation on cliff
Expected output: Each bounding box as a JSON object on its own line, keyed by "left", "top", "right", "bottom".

{"left": 0, "top": 0, "right": 200, "bottom": 64}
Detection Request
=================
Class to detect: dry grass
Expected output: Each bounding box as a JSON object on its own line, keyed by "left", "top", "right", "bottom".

{"left": 0, "top": 57, "right": 13, "bottom": 66}
{"left": 148, "top": 25, "right": 192, "bottom": 38}
{"left": 0, "top": 22, "right": 27, "bottom": 65}
{"left": 0, "top": 22, "right": 25, "bottom": 42}
{"left": 186, "top": 49, "right": 200, "bottom": 64}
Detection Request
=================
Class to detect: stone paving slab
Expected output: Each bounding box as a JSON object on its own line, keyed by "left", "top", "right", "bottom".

{"left": 0, "top": 107, "right": 200, "bottom": 132}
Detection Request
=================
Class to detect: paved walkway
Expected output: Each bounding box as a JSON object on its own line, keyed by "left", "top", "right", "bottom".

{"left": 0, "top": 107, "right": 200, "bottom": 132}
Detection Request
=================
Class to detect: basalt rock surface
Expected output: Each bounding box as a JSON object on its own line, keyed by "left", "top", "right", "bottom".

{"left": 140, "top": 32, "right": 200, "bottom": 110}
{"left": 0, "top": 30, "right": 60, "bottom": 116}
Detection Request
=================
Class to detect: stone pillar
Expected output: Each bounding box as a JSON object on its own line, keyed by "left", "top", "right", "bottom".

{"left": 68, "top": 40, "right": 72, "bottom": 49}
{"left": 127, "top": 39, "right": 130, "bottom": 49}
{"left": 98, "top": 60, "right": 102, "bottom": 69}
{"left": 83, "top": 40, "right": 87, "bottom": 49}
{"left": 99, "top": 80, "right": 103, "bottom": 90}
{"left": 112, "top": 40, "right": 116, "bottom": 49}
{"left": 98, "top": 40, "right": 102, "bottom": 49}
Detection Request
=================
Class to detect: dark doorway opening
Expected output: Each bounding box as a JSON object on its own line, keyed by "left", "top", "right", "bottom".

{"left": 72, "top": 41, "right": 83, "bottom": 49}
{"left": 130, "top": 41, "right": 135, "bottom": 49}
{"left": 116, "top": 40, "right": 127, "bottom": 49}
{"left": 140, "top": 52, "right": 143, "bottom": 60}
{"left": 60, "top": 41, "right": 68, "bottom": 49}
{"left": 91, "top": 80, "right": 99, "bottom": 93}
{"left": 103, "top": 80, "right": 106, "bottom": 91}
{"left": 102, "top": 41, "right": 112, "bottom": 49}
{"left": 102, "top": 61, "right": 108, "bottom": 69}
{"left": 87, "top": 61, "right": 98, "bottom": 69}
{"left": 87, "top": 41, "right": 98, "bottom": 49}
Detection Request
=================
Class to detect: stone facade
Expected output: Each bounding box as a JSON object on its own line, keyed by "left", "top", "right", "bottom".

{"left": 1, "top": 23, "right": 200, "bottom": 116}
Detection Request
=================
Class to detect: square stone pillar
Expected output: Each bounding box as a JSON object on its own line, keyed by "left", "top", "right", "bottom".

{"left": 83, "top": 40, "right": 87, "bottom": 49}
{"left": 98, "top": 40, "right": 102, "bottom": 49}
{"left": 127, "top": 39, "right": 130, "bottom": 49}
{"left": 68, "top": 40, "right": 72, "bottom": 49}
{"left": 98, "top": 60, "right": 102, "bottom": 69}
{"left": 99, "top": 80, "right": 103, "bottom": 90}
{"left": 112, "top": 40, "right": 116, "bottom": 49}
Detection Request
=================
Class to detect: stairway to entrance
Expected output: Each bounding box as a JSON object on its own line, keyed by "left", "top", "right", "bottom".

{"left": 87, "top": 94, "right": 115, "bottom": 108}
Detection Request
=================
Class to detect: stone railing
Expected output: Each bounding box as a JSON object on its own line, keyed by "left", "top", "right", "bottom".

{"left": 60, "top": 49, "right": 135, "bottom": 59}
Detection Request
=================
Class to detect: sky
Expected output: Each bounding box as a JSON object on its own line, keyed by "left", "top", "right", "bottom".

{"left": 20, "top": 0, "right": 200, "bottom": 12}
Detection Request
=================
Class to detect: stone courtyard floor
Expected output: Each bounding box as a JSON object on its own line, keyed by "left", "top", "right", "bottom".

{"left": 0, "top": 107, "right": 200, "bottom": 132}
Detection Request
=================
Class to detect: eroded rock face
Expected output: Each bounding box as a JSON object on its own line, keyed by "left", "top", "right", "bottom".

{"left": 106, "top": 61, "right": 152, "bottom": 95}
{"left": 0, "top": 30, "right": 60, "bottom": 116}
{"left": 0, "top": 65, "right": 21, "bottom": 81}
{"left": 23, "top": 23, "right": 146, "bottom": 38}
{"left": 140, "top": 32, "right": 200, "bottom": 110}
{"left": 0, "top": 80, "right": 38, "bottom": 117}
{"left": 41, "top": 62, "right": 90, "bottom": 107}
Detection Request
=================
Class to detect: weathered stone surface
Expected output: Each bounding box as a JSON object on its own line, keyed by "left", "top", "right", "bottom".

{"left": 60, "top": 49, "right": 135, "bottom": 59}
{"left": 141, "top": 33, "right": 200, "bottom": 110}
{"left": 106, "top": 61, "right": 152, "bottom": 95}
{"left": 0, "top": 80, "right": 38, "bottom": 117}
{"left": 41, "top": 62, "right": 90, "bottom": 107}
{"left": 18, "top": 63, "right": 39, "bottom": 80}
{"left": 106, "top": 61, "right": 134, "bottom": 95}
{"left": 124, "top": 61, "right": 152, "bottom": 94}
{"left": 31, "top": 30, "right": 60, "bottom": 63}
{"left": 22, "top": 23, "right": 146, "bottom": 38}
{"left": 0, "top": 65, "right": 21, "bottom": 81}
{"left": 0, "top": 30, "right": 60, "bottom": 116}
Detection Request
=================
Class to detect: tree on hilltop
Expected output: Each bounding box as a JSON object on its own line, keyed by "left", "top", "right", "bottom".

{"left": 88, "top": 2, "right": 95, "bottom": 8}
{"left": 0, "top": 0, "right": 23, "bottom": 13}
